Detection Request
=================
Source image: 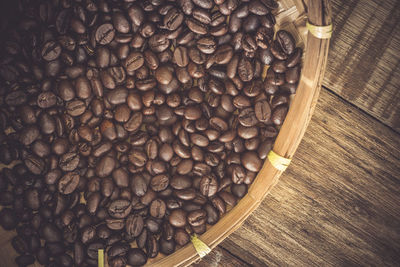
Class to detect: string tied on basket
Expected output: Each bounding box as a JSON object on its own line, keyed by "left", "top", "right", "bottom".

{"left": 268, "top": 150, "right": 292, "bottom": 171}
{"left": 306, "top": 21, "right": 333, "bottom": 39}
{"left": 98, "top": 249, "right": 104, "bottom": 267}
{"left": 191, "top": 234, "right": 211, "bottom": 258}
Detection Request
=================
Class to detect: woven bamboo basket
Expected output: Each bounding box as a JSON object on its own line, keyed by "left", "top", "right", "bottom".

{"left": 147, "top": 0, "right": 332, "bottom": 266}
{"left": 0, "top": 0, "right": 331, "bottom": 266}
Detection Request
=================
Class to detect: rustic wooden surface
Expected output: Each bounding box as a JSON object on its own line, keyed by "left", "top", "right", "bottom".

{"left": 323, "top": 0, "right": 400, "bottom": 132}
{"left": 196, "top": 0, "right": 400, "bottom": 265}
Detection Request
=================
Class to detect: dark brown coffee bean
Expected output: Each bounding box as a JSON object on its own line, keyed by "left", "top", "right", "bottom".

{"left": 184, "top": 105, "right": 202, "bottom": 120}
{"left": 41, "top": 223, "right": 62, "bottom": 242}
{"left": 149, "top": 199, "right": 166, "bottom": 219}
{"left": 239, "top": 108, "right": 258, "bottom": 127}
{"left": 255, "top": 100, "right": 272, "bottom": 122}
{"left": 66, "top": 100, "right": 86, "bottom": 118}
{"left": 58, "top": 171, "right": 80, "bottom": 194}
{"left": 113, "top": 12, "right": 130, "bottom": 34}
{"left": 204, "top": 204, "right": 219, "bottom": 225}
{"left": 131, "top": 175, "right": 148, "bottom": 197}
{"left": 155, "top": 65, "right": 173, "bottom": 85}
{"left": 173, "top": 46, "right": 189, "bottom": 67}
{"left": 169, "top": 209, "right": 187, "bottom": 228}
{"left": 42, "top": 41, "right": 62, "bottom": 61}
{"left": 149, "top": 34, "right": 170, "bottom": 53}
{"left": 59, "top": 152, "right": 80, "bottom": 172}
{"left": 286, "top": 47, "right": 302, "bottom": 67}
{"left": 108, "top": 199, "right": 132, "bottom": 219}
{"left": 188, "top": 209, "right": 207, "bottom": 227}
{"left": 96, "top": 155, "right": 116, "bottom": 178}
{"left": 128, "top": 148, "right": 147, "bottom": 167}
{"left": 186, "top": 18, "right": 208, "bottom": 35}
{"left": 238, "top": 57, "right": 253, "bottom": 82}
{"left": 241, "top": 151, "right": 262, "bottom": 172}
{"left": 96, "top": 23, "right": 115, "bottom": 45}
{"left": 193, "top": 0, "right": 213, "bottom": 9}
{"left": 128, "top": 5, "right": 145, "bottom": 27}
{"left": 124, "top": 52, "right": 144, "bottom": 72}
{"left": 124, "top": 112, "right": 143, "bottom": 132}
{"left": 272, "top": 105, "right": 289, "bottom": 126}
{"left": 286, "top": 65, "right": 300, "bottom": 84}
{"left": 150, "top": 174, "right": 169, "bottom": 192}
{"left": 19, "top": 126, "right": 40, "bottom": 146}
{"left": 199, "top": 175, "right": 218, "bottom": 197}
{"left": 126, "top": 214, "right": 144, "bottom": 237}
{"left": 127, "top": 248, "right": 147, "bottom": 266}
{"left": 106, "top": 218, "right": 125, "bottom": 231}
{"left": 211, "top": 196, "right": 226, "bottom": 215}
{"left": 164, "top": 8, "right": 184, "bottom": 31}
{"left": 190, "top": 133, "right": 209, "bottom": 147}
{"left": 277, "top": 30, "right": 296, "bottom": 55}
{"left": 37, "top": 91, "right": 57, "bottom": 109}
{"left": 174, "top": 228, "right": 190, "bottom": 246}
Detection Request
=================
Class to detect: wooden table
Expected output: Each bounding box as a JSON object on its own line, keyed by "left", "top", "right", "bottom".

{"left": 195, "top": 0, "right": 400, "bottom": 266}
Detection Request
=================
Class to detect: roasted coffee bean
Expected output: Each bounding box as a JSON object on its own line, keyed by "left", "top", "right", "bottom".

{"left": 255, "top": 100, "right": 272, "bottom": 122}
{"left": 199, "top": 175, "right": 218, "bottom": 197}
{"left": 150, "top": 174, "right": 169, "bottom": 192}
{"left": 169, "top": 209, "right": 187, "bottom": 228}
{"left": 126, "top": 214, "right": 144, "bottom": 237}
{"left": 58, "top": 171, "right": 80, "bottom": 194}
{"left": 42, "top": 41, "right": 62, "bottom": 61}
{"left": 272, "top": 105, "right": 289, "bottom": 125}
{"left": 96, "top": 155, "right": 116, "bottom": 178}
{"left": 239, "top": 108, "right": 258, "bottom": 127}
{"left": 277, "top": 30, "right": 296, "bottom": 55}
{"left": 108, "top": 199, "right": 132, "bottom": 219}
{"left": 96, "top": 23, "right": 115, "bottom": 45}
{"left": 188, "top": 209, "right": 207, "bottom": 227}
{"left": 238, "top": 57, "right": 253, "bottom": 82}
{"left": 124, "top": 52, "right": 144, "bottom": 72}
{"left": 41, "top": 223, "right": 62, "bottom": 242}
{"left": 59, "top": 152, "right": 80, "bottom": 172}
{"left": 174, "top": 228, "right": 190, "bottom": 246}
{"left": 148, "top": 199, "right": 166, "bottom": 219}
{"left": 127, "top": 248, "right": 147, "bottom": 266}
{"left": 66, "top": 100, "right": 86, "bottom": 116}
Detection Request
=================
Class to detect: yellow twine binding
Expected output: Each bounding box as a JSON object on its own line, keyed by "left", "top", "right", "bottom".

{"left": 268, "top": 150, "right": 291, "bottom": 171}
{"left": 191, "top": 234, "right": 211, "bottom": 258}
{"left": 98, "top": 249, "right": 104, "bottom": 267}
{"left": 306, "top": 21, "right": 333, "bottom": 39}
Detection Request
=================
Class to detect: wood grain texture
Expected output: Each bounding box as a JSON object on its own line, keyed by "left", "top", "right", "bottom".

{"left": 192, "top": 247, "right": 251, "bottom": 267}
{"left": 324, "top": 0, "right": 400, "bottom": 132}
{"left": 216, "top": 88, "right": 400, "bottom": 266}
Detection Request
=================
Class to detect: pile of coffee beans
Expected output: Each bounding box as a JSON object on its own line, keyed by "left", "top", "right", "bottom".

{"left": 0, "top": 0, "right": 301, "bottom": 266}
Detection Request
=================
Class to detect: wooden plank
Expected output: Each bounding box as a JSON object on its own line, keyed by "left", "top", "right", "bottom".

{"left": 323, "top": 0, "right": 400, "bottom": 132}
{"left": 219, "top": 88, "right": 400, "bottom": 266}
{"left": 192, "top": 247, "right": 251, "bottom": 267}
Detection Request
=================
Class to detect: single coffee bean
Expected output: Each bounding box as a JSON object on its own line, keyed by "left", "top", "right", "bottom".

{"left": 96, "top": 155, "right": 116, "bottom": 178}
{"left": 168, "top": 209, "right": 187, "bottom": 228}
{"left": 188, "top": 209, "right": 207, "bottom": 227}
{"left": 127, "top": 248, "right": 147, "bottom": 266}
{"left": 58, "top": 171, "right": 80, "bottom": 194}
{"left": 96, "top": 23, "right": 116, "bottom": 45}
{"left": 42, "top": 41, "right": 62, "bottom": 61}
{"left": 255, "top": 100, "right": 272, "bottom": 122}
{"left": 199, "top": 175, "right": 218, "bottom": 197}
{"left": 126, "top": 214, "right": 144, "bottom": 237}
{"left": 108, "top": 199, "right": 132, "bottom": 219}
